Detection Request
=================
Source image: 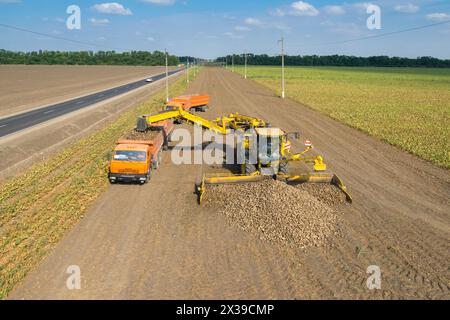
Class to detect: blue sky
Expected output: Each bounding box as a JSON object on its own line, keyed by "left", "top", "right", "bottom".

{"left": 0, "top": 0, "right": 449, "bottom": 59}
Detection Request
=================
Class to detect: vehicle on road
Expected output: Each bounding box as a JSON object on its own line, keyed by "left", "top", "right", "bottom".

{"left": 108, "top": 120, "right": 173, "bottom": 184}
{"left": 146, "top": 78, "right": 153, "bottom": 83}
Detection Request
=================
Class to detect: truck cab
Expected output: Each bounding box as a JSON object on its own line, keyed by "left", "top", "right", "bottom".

{"left": 109, "top": 142, "right": 156, "bottom": 184}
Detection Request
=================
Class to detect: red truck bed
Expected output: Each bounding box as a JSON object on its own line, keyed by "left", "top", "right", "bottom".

{"left": 117, "top": 120, "right": 174, "bottom": 154}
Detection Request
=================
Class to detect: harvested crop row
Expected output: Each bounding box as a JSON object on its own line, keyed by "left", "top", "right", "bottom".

{"left": 203, "top": 179, "right": 343, "bottom": 249}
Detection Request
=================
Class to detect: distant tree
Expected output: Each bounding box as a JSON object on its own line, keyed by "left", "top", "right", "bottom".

{"left": 0, "top": 49, "right": 181, "bottom": 66}
{"left": 216, "top": 53, "right": 450, "bottom": 68}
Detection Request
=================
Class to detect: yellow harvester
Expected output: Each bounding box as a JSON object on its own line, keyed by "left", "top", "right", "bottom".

{"left": 136, "top": 108, "right": 352, "bottom": 204}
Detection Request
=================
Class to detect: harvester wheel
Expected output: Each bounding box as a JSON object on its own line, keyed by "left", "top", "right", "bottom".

{"left": 279, "top": 162, "right": 288, "bottom": 175}
{"left": 245, "top": 163, "right": 257, "bottom": 175}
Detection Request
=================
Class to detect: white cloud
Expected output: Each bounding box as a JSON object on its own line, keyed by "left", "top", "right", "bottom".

{"left": 92, "top": 3, "right": 132, "bottom": 15}
{"left": 324, "top": 21, "right": 363, "bottom": 36}
{"left": 324, "top": 5, "right": 345, "bottom": 15}
{"left": 290, "top": 1, "right": 319, "bottom": 16}
{"left": 147, "top": 36, "right": 155, "bottom": 41}
{"left": 140, "top": 0, "right": 175, "bottom": 5}
{"left": 245, "top": 17, "right": 263, "bottom": 26}
{"left": 353, "top": 2, "right": 373, "bottom": 10}
{"left": 272, "top": 8, "right": 286, "bottom": 17}
{"left": 272, "top": 23, "right": 291, "bottom": 33}
{"left": 426, "top": 12, "right": 450, "bottom": 22}
{"left": 234, "top": 25, "right": 251, "bottom": 31}
{"left": 394, "top": 3, "right": 419, "bottom": 13}
{"left": 275, "top": 1, "right": 319, "bottom": 17}
{"left": 224, "top": 32, "right": 244, "bottom": 39}
{"left": 89, "top": 18, "right": 110, "bottom": 26}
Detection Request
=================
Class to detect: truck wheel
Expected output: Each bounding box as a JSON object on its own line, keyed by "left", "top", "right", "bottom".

{"left": 157, "top": 151, "right": 162, "bottom": 167}
{"left": 279, "top": 162, "right": 288, "bottom": 175}
{"left": 145, "top": 168, "right": 152, "bottom": 184}
{"left": 153, "top": 152, "right": 161, "bottom": 169}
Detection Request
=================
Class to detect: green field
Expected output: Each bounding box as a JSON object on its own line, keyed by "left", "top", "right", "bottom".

{"left": 233, "top": 66, "right": 450, "bottom": 169}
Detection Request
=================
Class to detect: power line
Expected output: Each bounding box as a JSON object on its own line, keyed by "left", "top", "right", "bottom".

{"left": 0, "top": 23, "right": 129, "bottom": 51}
{"left": 294, "top": 20, "right": 450, "bottom": 48}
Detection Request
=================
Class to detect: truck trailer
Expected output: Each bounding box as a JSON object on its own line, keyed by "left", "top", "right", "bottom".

{"left": 108, "top": 120, "right": 174, "bottom": 184}
{"left": 165, "top": 94, "right": 209, "bottom": 113}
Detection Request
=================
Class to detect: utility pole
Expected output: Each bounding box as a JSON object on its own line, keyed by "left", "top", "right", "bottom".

{"left": 278, "top": 37, "right": 285, "bottom": 99}
{"left": 186, "top": 57, "right": 189, "bottom": 84}
{"left": 165, "top": 49, "right": 169, "bottom": 102}
{"left": 244, "top": 51, "right": 248, "bottom": 79}
{"left": 232, "top": 54, "right": 234, "bottom": 72}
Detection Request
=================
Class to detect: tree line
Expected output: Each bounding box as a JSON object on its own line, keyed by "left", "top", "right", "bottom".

{"left": 0, "top": 50, "right": 180, "bottom": 66}
{"left": 216, "top": 54, "right": 450, "bottom": 68}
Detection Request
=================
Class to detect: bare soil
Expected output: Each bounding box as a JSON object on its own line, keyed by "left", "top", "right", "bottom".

{"left": 0, "top": 65, "right": 170, "bottom": 117}
{"left": 9, "top": 68, "right": 450, "bottom": 300}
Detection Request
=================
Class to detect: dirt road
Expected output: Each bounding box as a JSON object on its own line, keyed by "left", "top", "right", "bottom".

{"left": 0, "top": 65, "right": 170, "bottom": 117}
{"left": 10, "top": 68, "right": 450, "bottom": 299}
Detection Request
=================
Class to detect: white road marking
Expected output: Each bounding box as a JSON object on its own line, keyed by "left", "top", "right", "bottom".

{"left": 0, "top": 124, "right": 6, "bottom": 128}
{"left": 76, "top": 100, "right": 84, "bottom": 104}
{"left": 44, "top": 109, "right": 55, "bottom": 114}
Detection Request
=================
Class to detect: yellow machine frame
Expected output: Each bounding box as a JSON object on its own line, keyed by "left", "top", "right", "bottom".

{"left": 137, "top": 108, "right": 352, "bottom": 204}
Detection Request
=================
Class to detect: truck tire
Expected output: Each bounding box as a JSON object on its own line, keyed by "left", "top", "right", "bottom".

{"left": 156, "top": 151, "right": 162, "bottom": 169}
{"left": 145, "top": 168, "right": 152, "bottom": 184}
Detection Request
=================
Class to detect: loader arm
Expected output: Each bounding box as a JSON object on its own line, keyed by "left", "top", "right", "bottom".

{"left": 137, "top": 108, "right": 228, "bottom": 135}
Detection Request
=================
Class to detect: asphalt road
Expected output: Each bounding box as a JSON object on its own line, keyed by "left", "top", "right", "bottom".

{"left": 0, "top": 69, "right": 181, "bottom": 138}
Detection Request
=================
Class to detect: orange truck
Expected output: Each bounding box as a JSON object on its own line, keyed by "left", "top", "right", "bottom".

{"left": 108, "top": 121, "right": 174, "bottom": 184}
{"left": 165, "top": 94, "right": 209, "bottom": 113}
